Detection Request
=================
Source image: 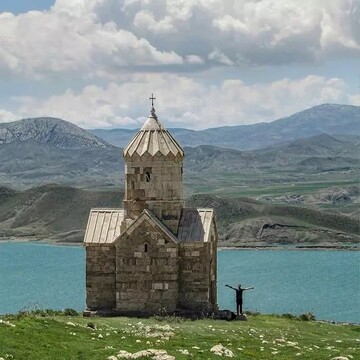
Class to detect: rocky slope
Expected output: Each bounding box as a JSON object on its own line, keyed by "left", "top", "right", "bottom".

{"left": 186, "top": 193, "right": 360, "bottom": 246}
{"left": 0, "top": 117, "right": 110, "bottom": 150}
{"left": 262, "top": 185, "right": 360, "bottom": 206}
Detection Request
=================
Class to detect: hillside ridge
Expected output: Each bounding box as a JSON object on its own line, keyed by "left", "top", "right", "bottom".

{"left": 0, "top": 184, "right": 358, "bottom": 246}
{"left": 0, "top": 117, "right": 110, "bottom": 150}
{"left": 91, "top": 104, "right": 360, "bottom": 150}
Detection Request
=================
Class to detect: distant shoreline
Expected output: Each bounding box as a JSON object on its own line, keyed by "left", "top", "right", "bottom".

{"left": 1, "top": 237, "right": 359, "bottom": 251}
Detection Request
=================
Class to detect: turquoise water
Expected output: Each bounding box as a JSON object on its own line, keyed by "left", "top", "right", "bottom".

{"left": 0, "top": 242, "right": 85, "bottom": 315}
{"left": 218, "top": 249, "right": 360, "bottom": 323}
{"left": 0, "top": 242, "right": 359, "bottom": 323}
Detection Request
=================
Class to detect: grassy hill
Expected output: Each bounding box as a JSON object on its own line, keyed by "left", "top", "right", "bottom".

{"left": 0, "top": 312, "right": 358, "bottom": 360}
{"left": 0, "top": 134, "right": 358, "bottom": 189}
{"left": 0, "top": 140, "right": 124, "bottom": 188}
{"left": 184, "top": 134, "right": 360, "bottom": 173}
{"left": 0, "top": 185, "right": 123, "bottom": 243}
{"left": 187, "top": 192, "right": 360, "bottom": 246}
{"left": 0, "top": 185, "right": 358, "bottom": 246}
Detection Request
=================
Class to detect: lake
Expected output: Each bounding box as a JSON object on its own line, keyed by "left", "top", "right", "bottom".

{"left": 0, "top": 242, "right": 359, "bottom": 323}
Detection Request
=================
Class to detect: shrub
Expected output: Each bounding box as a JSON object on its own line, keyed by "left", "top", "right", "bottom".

{"left": 299, "top": 312, "right": 316, "bottom": 321}
{"left": 87, "top": 322, "right": 96, "bottom": 329}
{"left": 281, "top": 313, "right": 298, "bottom": 320}
{"left": 244, "top": 311, "right": 260, "bottom": 317}
{"left": 63, "top": 308, "right": 79, "bottom": 316}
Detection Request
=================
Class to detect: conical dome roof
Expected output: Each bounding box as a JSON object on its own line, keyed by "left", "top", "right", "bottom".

{"left": 123, "top": 107, "right": 184, "bottom": 158}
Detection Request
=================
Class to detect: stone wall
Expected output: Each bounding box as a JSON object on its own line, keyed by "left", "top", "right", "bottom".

{"left": 123, "top": 153, "right": 183, "bottom": 234}
{"left": 86, "top": 245, "right": 116, "bottom": 310}
{"left": 178, "top": 242, "right": 212, "bottom": 311}
{"left": 115, "top": 218, "right": 179, "bottom": 313}
{"left": 85, "top": 214, "right": 218, "bottom": 315}
{"left": 209, "top": 225, "right": 218, "bottom": 309}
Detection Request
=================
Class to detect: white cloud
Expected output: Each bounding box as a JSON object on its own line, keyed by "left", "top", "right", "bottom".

{"left": 96, "top": 0, "right": 360, "bottom": 65}
{"left": 0, "top": 0, "right": 357, "bottom": 129}
{"left": 5, "top": 74, "right": 352, "bottom": 129}
{"left": 350, "top": 93, "right": 360, "bottom": 106}
{"left": 0, "top": 0, "right": 359, "bottom": 79}
{"left": 133, "top": 10, "right": 175, "bottom": 34}
{"left": 208, "top": 49, "right": 234, "bottom": 66}
{"left": 0, "top": 2, "right": 183, "bottom": 78}
{"left": 0, "top": 109, "right": 17, "bottom": 122}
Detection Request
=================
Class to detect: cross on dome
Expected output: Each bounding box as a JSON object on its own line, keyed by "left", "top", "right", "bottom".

{"left": 149, "top": 93, "right": 157, "bottom": 119}
{"left": 149, "top": 93, "right": 156, "bottom": 108}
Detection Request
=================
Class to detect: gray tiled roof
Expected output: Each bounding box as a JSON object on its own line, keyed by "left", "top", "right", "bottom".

{"left": 123, "top": 110, "right": 184, "bottom": 158}
{"left": 84, "top": 209, "right": 124, "bottom": 244}
{"left": 178, "top": 208, "right": 214, "bottom": 242}
{"left": 84, "top": 207, "right": 214, "bottom": 245}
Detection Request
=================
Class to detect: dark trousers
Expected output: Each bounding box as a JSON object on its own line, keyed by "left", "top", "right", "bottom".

{"left": 236, "top": 300, "right": 243, "bottom": 315}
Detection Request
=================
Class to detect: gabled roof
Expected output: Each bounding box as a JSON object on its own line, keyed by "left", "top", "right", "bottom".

{"left": 84, "top": 209, "right": 124, "bottom": 244}
{"left": 123, "top": 108, "right": 184, "bottom": 158}
{"left": 84, "top": 208, "right": 216, "bottom": 245}
{"left": 115, "top": 209, "right": 178, "bottom": 244}
{"left": 178, "top": 208, "right": 214, "bottom": 242}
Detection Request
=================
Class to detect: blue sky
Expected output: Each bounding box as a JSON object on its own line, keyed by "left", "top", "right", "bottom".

{"left": 0, "top": 0, "right": 358, "bottom": 130}
{"left": 0, "top": 0, "right": 54, "bottom": 14}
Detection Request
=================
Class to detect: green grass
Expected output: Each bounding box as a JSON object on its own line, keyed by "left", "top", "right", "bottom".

{"left": 185, "top": 170, "right": 359, "bottom": 198}
{"left": 0, "top": 313, "right": 359, "bottom": 360}
{"left": 228, "top": 180, "right": 357, "bottom": 197}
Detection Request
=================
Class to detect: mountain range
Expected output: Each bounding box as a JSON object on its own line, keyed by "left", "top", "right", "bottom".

{"left": 0, "top": 104, "right": 359, "bottom": 188}
{"left": 0, "top": 103, "right": 358, "bottom": 247}
{"left": 91, "top": 104, "right": 360, "bottom": 150}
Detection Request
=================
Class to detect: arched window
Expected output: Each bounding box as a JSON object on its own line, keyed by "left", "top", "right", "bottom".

{"left": 144, "top": 243, "right": 148, "bottom": 253}
{"left": 145, "top": 172, "right": 151, "bottom": 182}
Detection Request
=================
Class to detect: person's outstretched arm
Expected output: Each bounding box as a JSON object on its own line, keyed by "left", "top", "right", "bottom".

{"left": 225, "top": 284, "right": 237, "bottom": 291}
{"left": 243, "top": 287, "right": 255, "bottom": 291}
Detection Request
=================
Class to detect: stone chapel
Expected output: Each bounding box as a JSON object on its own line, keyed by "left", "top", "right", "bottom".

{"left": 84, "top": 100, "right": 218, "bottom": 315}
